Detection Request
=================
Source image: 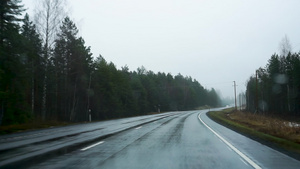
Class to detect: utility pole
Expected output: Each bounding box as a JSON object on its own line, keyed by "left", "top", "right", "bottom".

{"left": 87, "top": 72, "right": 92, "bottom": 121}
{"left": 255, "top": 70, "right": 258, "bottom": 113}
{"left": 287, "top": 84, "right": 291, "bottom": 112}
{"left": 233, "top": 81, "right": 237, "bottom": 110}
{"left": 239, "top": 93, "right": 242, "bottom": 111}
{"left": 238, "top": 93, "right": 240, "bottom": 111}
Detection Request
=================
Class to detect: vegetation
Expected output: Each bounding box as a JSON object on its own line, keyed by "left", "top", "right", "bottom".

{"left": 0, "top": 120, "right": 74, "bottom": 135}
{"left": 210, "top": 36, "right": 300, "bottom": 159}
{"left": 208, "top": 109, "right": 300, "bottom": 158}
{"left": 246, "top": 37, "right": 300, "bottom": 115}
{"left": 0, "top": 0, "right": 221, "bottom": 126}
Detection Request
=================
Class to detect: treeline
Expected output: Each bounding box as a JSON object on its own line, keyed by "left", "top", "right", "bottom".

{"left": 0, "top": 0, "right": 220, "bottom": 125}
{"left": 246, "top": 52, "right": 300, "bottom": 116}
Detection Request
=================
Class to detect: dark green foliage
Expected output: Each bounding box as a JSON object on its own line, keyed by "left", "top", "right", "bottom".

{"left": 0, "top": 2, "right": 221, "bottom": 125}
{"left": 20, "top": 14, "right": 43, "bottom": 117}
{"left": 89, "top": 60, "right": 221, "bottom": 120}
{"left": 51, "top": 17, "right": 93, "bottom": 122}
{"left": 246, "top": 52, "right": 300, "bottom": 116}
{"left": 0, "top": 0, "right": 29, "bottom": 125}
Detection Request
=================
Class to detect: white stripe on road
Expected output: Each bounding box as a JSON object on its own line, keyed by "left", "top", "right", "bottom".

{"left": 81, "top": 141, "right": 104, "bottom": 151}
{"left": 240, "top": 158, "right": 249, "bottom": 166}
{"left": 227, "top": 146, "right": 232, "bottom": 152}
{"left": 198, "top": 112, "right": 261, "bottom": 169}
{"left": 135, "top": 126, "right": 142, "bottom": 130}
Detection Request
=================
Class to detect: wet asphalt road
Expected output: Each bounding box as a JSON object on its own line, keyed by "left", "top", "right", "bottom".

{"left": 25, "top": 110, "right": 300, "bottom": 169}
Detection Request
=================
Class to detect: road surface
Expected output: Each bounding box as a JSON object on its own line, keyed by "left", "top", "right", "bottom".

{"left": 1, "top": 109, "right": 300, "bottom": 168}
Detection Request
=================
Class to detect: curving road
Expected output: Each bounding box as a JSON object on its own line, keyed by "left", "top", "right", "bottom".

{"left": 1, "top": 110, "right": 300, "bottom": 168}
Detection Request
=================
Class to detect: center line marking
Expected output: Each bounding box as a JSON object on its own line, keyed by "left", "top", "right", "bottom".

{"left": 81, "top": 141, "right": 104, "bottom": 151}
{"left": 135, "top": 126, "right": 142, "bottom": 129}
{"left": 198, "top": 112, "right": 261, "bottom": 169}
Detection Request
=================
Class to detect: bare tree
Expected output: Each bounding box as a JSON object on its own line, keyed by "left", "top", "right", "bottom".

{"left": 34, "top": 0, "right": 67, "bottom": 120}
{"left": 34, "top": 0, "right": 67, "bottom": 50}
{"left": 279, "top": 34, "right": 292, "bottom": 57}
{"left": 278, "top": 35, "right": 293, "bottom": 112}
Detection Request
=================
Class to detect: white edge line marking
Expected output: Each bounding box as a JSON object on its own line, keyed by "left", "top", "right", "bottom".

{"left": 227, "top": 146, "right": 232, "bottom": 152}
{"left": 198, "top": 112, "right": 261, "bottom": 169}
{"left": 240, "top": 158, "right": 249, "bottom": 166}
{"left": 81, "top": 141, "right": 104, "bottom": 151}
{"left": 135, "top": 126, "right": 142, "bottom": 129}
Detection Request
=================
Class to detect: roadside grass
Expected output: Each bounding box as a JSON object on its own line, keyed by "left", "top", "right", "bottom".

{"left": 0, "top": 121, "right": 75, "bottom": 135}
{"left": 1, "top": 110, "right": 172, "bottom": 135}
{"left": 148, "top": 105, "right": 212, "bottom": 115}
{"left": 0, "top": 106, "right": 217, "bottom": 135}
{"left": 196, "top": 105, "right": 211, "bottom": 110}
{"left": 207, "top": 108, "right": 300, "bottom": 157}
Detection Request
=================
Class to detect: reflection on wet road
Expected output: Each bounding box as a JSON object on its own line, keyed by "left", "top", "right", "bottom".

{"left": 12, "top": 110, "right": 300, "bottom": 169}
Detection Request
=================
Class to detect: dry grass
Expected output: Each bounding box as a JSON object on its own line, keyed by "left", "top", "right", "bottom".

{"left": 226, "top": 111, "right": 300, "bottom": 144}
{"left": 208, "top": 109, "right": 300, "bottom": 159}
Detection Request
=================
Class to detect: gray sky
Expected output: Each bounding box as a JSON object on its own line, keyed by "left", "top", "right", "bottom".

{"left": 22, "top": 0, "right": 300, "bottom": 98}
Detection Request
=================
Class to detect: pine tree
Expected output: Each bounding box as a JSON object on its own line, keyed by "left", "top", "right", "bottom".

{"left": 0, "top": 0, "right": 27, "bottom": 125}
{"left": 20, "top": 14, "right": 43, "bottom": 117}
{"left": 53, "top": 17, "right": 93, "bottom": 121}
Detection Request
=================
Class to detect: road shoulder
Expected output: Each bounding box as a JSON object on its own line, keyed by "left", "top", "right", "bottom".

{"left": 206, "top": 109, "right": 300, "bottom": 162}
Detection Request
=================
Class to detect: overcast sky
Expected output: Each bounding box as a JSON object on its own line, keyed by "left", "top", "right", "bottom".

{"left": 22, "top": 0, "right": 300, "bottom": 98}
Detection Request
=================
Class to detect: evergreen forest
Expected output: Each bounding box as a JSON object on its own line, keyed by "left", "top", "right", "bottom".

{"left": 0, "top": 0, "right": 221, "bottom": 125}
{"left": 246, "top": 52, "right": 300, "bottom": 116}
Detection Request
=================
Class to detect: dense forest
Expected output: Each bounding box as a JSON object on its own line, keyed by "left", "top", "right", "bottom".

{"left": 0, "top": 0, "right": 221, "bottom": 125}
{"left": 246, "top": 51, "right": 300, "bottom": 116}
